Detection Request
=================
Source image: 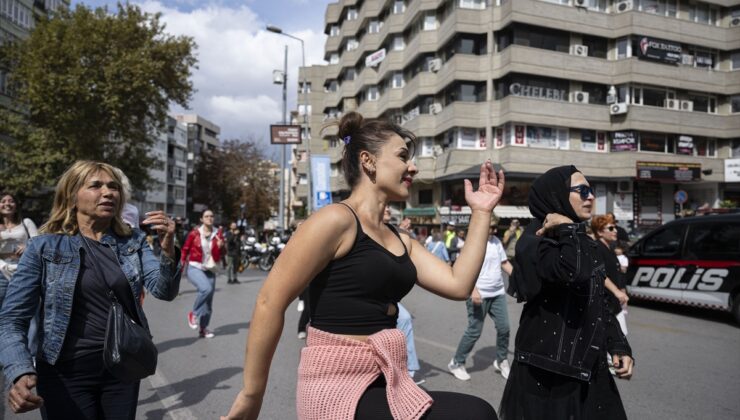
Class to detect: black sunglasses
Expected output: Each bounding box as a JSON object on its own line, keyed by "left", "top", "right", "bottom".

{"left": 569, "top": 184, "right": 594, "bottom": 200}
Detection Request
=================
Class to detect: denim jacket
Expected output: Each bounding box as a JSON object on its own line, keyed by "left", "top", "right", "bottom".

{"left": 0, "top": 230, "right": 182, "bottom": 384}
{"left": 513, "top": 224, "right": 631, "bottom": 382}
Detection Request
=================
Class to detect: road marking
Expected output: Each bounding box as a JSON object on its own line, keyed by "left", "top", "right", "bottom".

{"left": 148, "top": 368, "right": 198, "bottom": 420}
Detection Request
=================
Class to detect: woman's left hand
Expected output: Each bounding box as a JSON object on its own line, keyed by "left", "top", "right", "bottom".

{"left": 142, "top": 211, "right": 176, "bottom": 258}
{"left": 464, "top": 160, "right": 505, "bottom": 213}
{"left": 612, "top": 354, "right": 634, "bottom": 380}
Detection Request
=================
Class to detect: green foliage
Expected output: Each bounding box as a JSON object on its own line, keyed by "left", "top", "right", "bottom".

{"left": 0, "top": 3, "right": 197, "bottom": 199}
{"left": 193, "top": 139, "right": 279, "bottom": 227}
{"left": 719, "top": 199, "right": 738, "bottom": 209}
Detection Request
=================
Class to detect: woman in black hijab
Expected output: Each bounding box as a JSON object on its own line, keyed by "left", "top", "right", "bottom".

{"left": 500, "top": 166, "right": 633, "bottom": 420}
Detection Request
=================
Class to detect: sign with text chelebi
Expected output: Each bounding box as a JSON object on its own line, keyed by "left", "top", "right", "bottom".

{"left": 270, "top": 125, "right": 301, "bottom": 145}
{"left": 365, "top": 48, "right": 386, "bottom": 68}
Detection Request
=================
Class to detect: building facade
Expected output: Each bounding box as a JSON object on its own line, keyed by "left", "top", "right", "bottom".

{"left": 176, "top": 114, "right": 221, "bottom": 223}
{"left": 296, "top": 0, "right": 740, "bottom": 233}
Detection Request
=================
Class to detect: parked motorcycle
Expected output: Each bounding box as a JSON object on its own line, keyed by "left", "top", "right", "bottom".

{"left": 241, "top": 229, "right": 267, "bottom": 269}
{"left": 258, "top": 232, "right": 290, "bottom": 272}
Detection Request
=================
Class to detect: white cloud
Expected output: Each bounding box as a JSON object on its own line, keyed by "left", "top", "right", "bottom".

{"left": 135, "top": 1, "right": 327, "bottom": 147}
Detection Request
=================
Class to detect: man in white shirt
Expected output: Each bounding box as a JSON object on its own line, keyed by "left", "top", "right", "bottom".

{"left": 448, "top": 225, "right": 514, "bottom": 380}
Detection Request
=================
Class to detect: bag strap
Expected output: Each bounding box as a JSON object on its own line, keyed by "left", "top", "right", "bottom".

{"left": 21, "top": 219, "right": 31, "bottom": 240}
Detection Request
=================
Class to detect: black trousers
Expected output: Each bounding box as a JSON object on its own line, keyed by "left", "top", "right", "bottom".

{"left": 355, "top": 376, "right": 497, "bottom": 419}
{"left": 36, "top": 351, "right": 140, "bottom": 420}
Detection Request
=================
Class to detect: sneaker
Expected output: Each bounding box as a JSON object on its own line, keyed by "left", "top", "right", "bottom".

{"left": 494, "top": 359, "right": 510, "bottom": 380}
{"left": 447, "top": 359, "right": 471, "bottom": 381}
{"left": 187, "top": 311, "right": 198, "bottom": 330}
{"left": 199, "top": 328, "right": 214, "bottom": 339}
{"left": 414, "top": 378, "right": 426, "bottom": 385}
{"left": 297, "top": 300, "right": 305, "bottom": 312}
{"left": 297, "top": 331, "right": 307, "bottom": 340}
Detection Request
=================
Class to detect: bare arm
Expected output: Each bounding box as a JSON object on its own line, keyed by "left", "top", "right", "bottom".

{"left": 501, "top": 260, "right": 513, "bottom": 276}
{"left": 411, "top": 161, "right": 505, "bottom": 300}
{"left": 605, "top": 277, "right": 629, "bottom": 305}
{"left": 222, "top": 205, "right": 355, "bottom": 420}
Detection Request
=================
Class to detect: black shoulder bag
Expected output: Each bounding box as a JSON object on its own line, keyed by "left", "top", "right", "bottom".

{"left": 81, "top": 236, "right": 158, "bottom": 383}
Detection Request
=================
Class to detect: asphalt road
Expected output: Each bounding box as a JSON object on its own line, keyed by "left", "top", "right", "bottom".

{"left": 3, "top": 267, "right": 739, "bottom": 419}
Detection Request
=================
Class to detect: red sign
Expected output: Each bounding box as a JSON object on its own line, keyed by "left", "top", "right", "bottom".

{"left": 495, "top": 128, "right": 503, "bottom": 147}
{"left": 515, "top": 125, "right": 524, "bottom": 145}
{"left": 597, "top": 132, "right": 605, "bottom": 151}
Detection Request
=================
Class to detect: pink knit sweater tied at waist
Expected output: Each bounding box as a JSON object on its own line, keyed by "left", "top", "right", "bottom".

{"left": 296, "top": 326, "right": 433, "bottom": 420}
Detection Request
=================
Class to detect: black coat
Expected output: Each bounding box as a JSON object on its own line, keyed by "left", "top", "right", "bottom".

{"left": 512, "top": 223, "right": 632, "bottom": 382}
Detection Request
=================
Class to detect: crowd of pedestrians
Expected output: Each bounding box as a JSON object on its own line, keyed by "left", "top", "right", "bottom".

{"left": 0, "top": 111, "right": 636, "bottom": 420}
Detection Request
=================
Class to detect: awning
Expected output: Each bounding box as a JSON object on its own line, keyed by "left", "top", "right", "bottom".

{"left": 493, "top": 205, "right": 533, "bottom": 219}
{"left": 403, "top": 207, "right": 437, "bottom": 216}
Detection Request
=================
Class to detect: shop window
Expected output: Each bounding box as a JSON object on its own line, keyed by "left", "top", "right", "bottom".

{"left": 526, "top": 125, "right": 569, "bottom": 149}
{"left": 639, "top": 132, "right": 672, "bottom": 153}
{"left": 581, "top": 130, "right": 607, "bottom": 152}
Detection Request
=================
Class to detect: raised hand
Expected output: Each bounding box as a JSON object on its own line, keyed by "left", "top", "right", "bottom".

{"left": 464, "top": 160, "right": 505, "bottom": 213}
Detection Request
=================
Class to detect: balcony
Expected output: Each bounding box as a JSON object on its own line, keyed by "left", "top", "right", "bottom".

{"left": 402, "top": 114, "right": 437, "bottom": 138}
{"left": 438, "top": 7, "right": 489, "bottom": 47}
{"left": 434, "top": 101, "right": 487, "bottom": 134}
{"left": 612, "top": 105, "right": 740, "bottom": 139}
{"left": 325, "top": 3, "right": 341, "bottom": 26}
{"left": 494, "top": 96, "right": 611, "bottom": 131}
{"left": 614, "top": 58, "right": 737, "bottom": 95}
{"left": 402, "top": 71, "right": 437, "bottom": 104}
{"left": 496, "top": 46, "right": 612, "bottom": 85}
{"left": 438, "top": 54, "right": 489, "bottom": 87}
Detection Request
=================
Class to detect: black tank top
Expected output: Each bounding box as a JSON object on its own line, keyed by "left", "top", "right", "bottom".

{"left": 308, "top": 203, "right": 417, "bottom": 335}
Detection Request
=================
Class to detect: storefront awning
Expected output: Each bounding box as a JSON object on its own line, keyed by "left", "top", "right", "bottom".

{"left": 493, "top": 205, "right": 533, "bottom": 219}
{"left": 403, "top": 207, "right": 437, "bottom": 216}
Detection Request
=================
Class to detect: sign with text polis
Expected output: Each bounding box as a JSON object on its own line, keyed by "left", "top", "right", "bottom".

{"left": 311, "top": 155, "right": 331, "bottom": 211}
{"left": 270, "top": 125, "right": 301, "bottom": 145}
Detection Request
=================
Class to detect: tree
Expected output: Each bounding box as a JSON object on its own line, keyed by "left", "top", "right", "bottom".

{"left": 192, "top": 139, "right": 279, "bottom": 228}
{"left": 0, "top": 3, "right": 197, "bottom": 198}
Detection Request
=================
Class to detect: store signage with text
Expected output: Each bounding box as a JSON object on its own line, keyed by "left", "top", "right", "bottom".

{"left": 677, "top": 136, "right": 693, "bottom": 155}
{"left": 611, "top": 131, "right": 637, "bottom": 152}
{"left": 270, "top": 125, "right": 301, "bottom": 145}
{"left": 636, "top": 161, "right": 701, "bottom": 182}
{"left": 365, "top": 48, "right": 386, "bottom": 67}
{"left": 637, "top": 36, "right": 682, "bottom": 64}
{"left": 725, "top": 158, "right": 740, "bottom": 182}
{"left": 509, "top": 83, "right": 566, "bottom": 101}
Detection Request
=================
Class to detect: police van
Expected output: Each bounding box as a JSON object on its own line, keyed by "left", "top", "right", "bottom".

{"left": 626, "top": 214, "right": 740, "bottom": 323}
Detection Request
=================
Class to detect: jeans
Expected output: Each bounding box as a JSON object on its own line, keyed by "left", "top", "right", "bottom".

{"left": 36, "top": 351, "right": 140, "bottom": 420}
{"left": 396, "top": 303, "right": 419, "bottom": 374}
{"left": 453, "top": 294, "right": 510, "bottom": 364}
{"left": 225, "top": 255, "right": 238, "bottom": 282}
{"left": 187, "top": 266, "right": 216, "bottom": 329}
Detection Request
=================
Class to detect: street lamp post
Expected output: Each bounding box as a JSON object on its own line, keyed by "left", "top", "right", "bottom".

{"left": 272, "top": 45, "right": 288, "bottom": 232}
{"left": 266, "top": 25, "right": 312, "bottom": 217}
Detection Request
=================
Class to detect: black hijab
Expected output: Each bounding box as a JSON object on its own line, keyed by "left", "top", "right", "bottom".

{"left": 508, "top": 165, "right": 582, "bottom": 301}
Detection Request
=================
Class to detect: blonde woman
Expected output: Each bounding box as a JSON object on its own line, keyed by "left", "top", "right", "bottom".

{"left": 0, "top": 161, "right": 181, "bottom": 419}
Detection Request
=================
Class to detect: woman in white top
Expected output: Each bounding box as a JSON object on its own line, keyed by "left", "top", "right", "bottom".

{"left": 0, "top": 192, "right": 40, "bottom": 355}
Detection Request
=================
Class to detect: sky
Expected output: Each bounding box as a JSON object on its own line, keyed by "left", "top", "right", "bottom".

{"left": 71, "top": 0, "right": 332, "bottom": 155}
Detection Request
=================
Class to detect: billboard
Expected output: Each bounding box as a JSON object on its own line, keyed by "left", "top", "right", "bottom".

{"left": 311, "top": 155, "right": 332, "bottom": 211}
{"left": 270, "top": 125, "right": 301, "bottom": 145}
{"left": 636, "top": 161, "right": 701, "bottom": 182}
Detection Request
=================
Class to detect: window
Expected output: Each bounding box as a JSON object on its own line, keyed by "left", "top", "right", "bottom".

{"left": 300, "top": 82, "right": 311, "bottom": 94}
{"left": 687, "top": 94, "right": 716, "bottom": 114}
{"left": 420, "top": 138, "right": 434, "bottom": 156}
{"left": 301, "top": 127, "right": 310, "bottom": 140}
{"left": 298, "top": 104, "right": 312, "bottom": 116}
{"left": 617, "top": 37, "right": 631, "bottom": 59}
{"left": 391, "top": 72, "right": 404, "bottom": 88}
{"left": 329, "top": 53, "right": 339, "bottom": 64}
{"left": 346, "top": 7, "right": 358, "bottom": 20}
{"left": 694, "top": 138, "right": 716, "bottom": 157}
{"left": 456, "top": 128, "right": 486, "bottom": 149}
{"left": 582, "top": 35, "right": 608, "bottom": 59}
{"left": 366, "top": 86, "right": 379, "bottom": 101}
{"left": 392, "top": 0, "right": 405, "bottom": 14}
{"left": 732, "top": 95, "right": 740, "bottom": 113}
{"left": 511, "top": 24, "right": 569, "bottom": 53}
{"left": 732, "top": 139, "right": 740, "bottom": 157}
{"left": 418, "top": 189, "right": 434, "bottom": 205}
{"left": 346, "top": 38, "right": 358, "bottom": 51}
{"left": 581, "top": 130, "right": 607, "bottom": 152}
{"left": 459, "top": 0, "right": 487, "bottom": 9}
{"left": 329, "top": 25, "right": 340, "bottom": 37}
{"left": 298, "top": 174, "right": 308, "bottom": 185}
{"left": 342, "top": 68, "right": 356, "bottom": 81}
{"left": 642, "top": 225, "right": 685, "bottom": 257}
{"left": 638, "top": 0, "right": 677, "bottom": 17}
{"left": 689, "top": 2, "right": 717, "bottom": 25}
{"left": 423, "top": 13, "right": 438, "bottom": 31}
{"left": 685, "top": 223, "right": 740, "bottom": 260}
{"left": 584, "top": 0, "right": 607, "bottom": 12}
{"left": 391, "top": 35, "right": 405, "bottom": 51}
{"left": 526, "top": 125, "right": 569, "bottom": 149}
{"left": 639, "top": 132, "right": 675, "bottom": 153}
{"left": 731, "top": 52, "right": 740, "bottom": 70}
{"left": 368, "top": 20, "right": 382, "bottom": 34}
{"left": 630, "top": 85, "right": 674, "bottom": 107}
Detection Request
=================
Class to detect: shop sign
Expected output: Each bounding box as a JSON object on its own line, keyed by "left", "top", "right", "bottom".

{"left": 311, "top": 155, "right": 332, "bottom": 211}
{"left": 677, "top": 136, "right": 693, "bottom": 155}
{"left": 611, "top": 131, "right": 637, "bottom": 152}
{"left": 509, "top": 83, "right": 566, "bottom": 101}
{"left": 439, "top": 206, "right": 471, "bottom": 225}
{"left": 597, "top": 132, "right": 606, "bottom": 151}
{"left": 495, "top": 128, "right": 503, "bottom": 148}
{"left": 725, "top": 158, "right": 740, "bottom": 182}
{"left": 613, "top": 193, "right": 634, "bottom": 221}
{"left": 637, "top": 36, "right": 682, "bottom": 64}
{"left": 365, "top": 48, "right": 386, "bottom": 67}
{"left": 636, "top": 161, "right": 701, "bottom": 182}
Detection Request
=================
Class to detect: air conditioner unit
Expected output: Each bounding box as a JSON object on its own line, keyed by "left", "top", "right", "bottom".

{"left": 574, "top": 0, "right": 587, "bottom": 8}
{"left": 429, "top": 103, "right": 443, "bottom": 114}
{"left": 664, "top": 98, "right": 680, "bottom": 110}
{"left": 731, "top": 17, "right": 740, "bottom": 27}
{"left": 570, "top": 91, "right": 590, "bottom": 104}
{"left": 569, "top": 44, "right": 589, "bottom": 57}
{"left": 617, "top": 180, "right": 633, "bottom": 194}
{"left": 428, "top": 58, "right": 442, "bottom": 72}
{"left": 610, "top": 103, "right": 628, "bottom": 115}
{"left": 680, "top": 100, "right": 694, "bottom": 112}
{"left": 615, "top": 1, "right": 633, "bottom": 13}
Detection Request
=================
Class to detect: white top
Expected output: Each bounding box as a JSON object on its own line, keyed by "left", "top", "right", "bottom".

{"left": 189, "top": 225, "right": 217, "bottom": 270}
{"left": 617, "top": 254, "right": 629, "bottom": 269}
{"left": 475, "top": 236, "right": 508, "bottom": 298}
{"left": 0, "top": 219, "right": 38, "bottom": 259}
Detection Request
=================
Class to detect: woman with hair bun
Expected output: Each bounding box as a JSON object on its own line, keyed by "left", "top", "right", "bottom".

{"left": 223, "top": 111, "right": 506, "bottom": 420}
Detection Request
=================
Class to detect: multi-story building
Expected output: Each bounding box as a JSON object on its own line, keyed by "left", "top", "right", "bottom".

{"left": 176, "top": 114, "right": 220, "bottom": 222}
{"left": 296, "top": 0, "right": 740, "bottom": 233}
{"left": 1, "top": 0, "right": 70, "bottom": 107}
